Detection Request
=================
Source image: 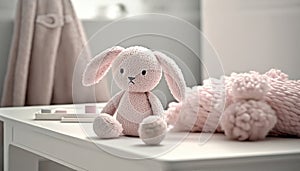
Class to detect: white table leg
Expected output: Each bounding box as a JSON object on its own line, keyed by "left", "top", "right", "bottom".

{"left": 4, "top": 123, "right": 39, "bottom": 171}
{"left": 3, "top": 122, "right": 12, "bottom": 171}
{"left": 9, "top": 145, "right": 40, "bottom": 171}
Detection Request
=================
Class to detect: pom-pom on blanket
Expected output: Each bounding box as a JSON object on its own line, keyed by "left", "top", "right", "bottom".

{"left": 165, "top": 69, "right": 300, "bottom": 140}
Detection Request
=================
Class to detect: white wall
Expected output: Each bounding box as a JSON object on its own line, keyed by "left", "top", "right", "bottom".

{"left": 0, "top": 3, "right": 16, "bottom": 168}
{"left": 202, "top": 0, "right": 300, "bottom": 79}
{"left": 0, "top": 0, "right": 17, "bottom": 100}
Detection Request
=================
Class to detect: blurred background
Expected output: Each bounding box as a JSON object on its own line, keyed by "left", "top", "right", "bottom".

{"left": 0, "top": 0, "right": 202, "bottom": 107}
{"left": 0, "top": 0, "right": 299, "bottom": 103}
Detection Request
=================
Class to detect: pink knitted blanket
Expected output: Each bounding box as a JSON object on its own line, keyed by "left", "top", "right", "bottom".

{"left": 166, "top": 69, "right": 300, "bottom": 140}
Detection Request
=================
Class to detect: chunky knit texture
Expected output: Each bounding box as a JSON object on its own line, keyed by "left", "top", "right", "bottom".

{"left": 265, "top": 69, "right": 300, "bottom": 137}
{"left": 166, "top": 78, "right": 227, "bottom": 133}
{"left": 165, "top": 69, "right": 300, "bottom": 140}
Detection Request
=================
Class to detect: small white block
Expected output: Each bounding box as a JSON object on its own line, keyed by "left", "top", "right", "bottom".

{"left": 41, "top": 109, "right": 51, "bottom": 113}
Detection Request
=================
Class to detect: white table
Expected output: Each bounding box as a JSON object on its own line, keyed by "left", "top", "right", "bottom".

{"left": 1, "top": 104, "right": 300, "bottom": 171}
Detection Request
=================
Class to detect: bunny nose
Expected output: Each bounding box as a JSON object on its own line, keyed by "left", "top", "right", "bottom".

{"left": 128, "top": 77, "right": 135, "bottom": 81}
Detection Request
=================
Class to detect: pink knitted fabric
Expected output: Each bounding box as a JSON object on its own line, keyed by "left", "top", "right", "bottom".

{"left": 165, "top": 69, "right": 300, "bottom": 140}
{"left": 265, "top": 69, "right": 300, "bottom": 137}
{"left": 166, "top": 78, "right": 230, "bottom": 133}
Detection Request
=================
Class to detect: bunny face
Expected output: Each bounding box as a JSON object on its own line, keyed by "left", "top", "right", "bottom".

{"left": 83, "top": 46, "right": 186, "bottom": 101}
{"left": 112, "top": 47, "right": 163, "bottom": 92}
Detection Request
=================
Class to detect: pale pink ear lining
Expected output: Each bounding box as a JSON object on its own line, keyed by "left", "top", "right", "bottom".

{"left": 82, "top": 46, "right": 124, "bottom": 86}
{"left": 154, "top": 51, "right": 186, "bottom": 101}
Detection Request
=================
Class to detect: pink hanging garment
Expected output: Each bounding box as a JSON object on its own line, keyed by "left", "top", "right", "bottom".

{"left": 1, "top": 0, "right": 110, "bottom": 106}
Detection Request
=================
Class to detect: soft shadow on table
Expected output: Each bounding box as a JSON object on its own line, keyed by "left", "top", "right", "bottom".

{"left": 88, "top": 136, "right": 102, "bottom": 140}
{"left": 88, "top": 136, "right": 140, "bottom": 141}
{"left": 131, "top": 144, "right": 164, "bottom": 147}
{"left": 88, "top": 136, "right": 165, "bottom": 147}
{"left": 88, "top": 136, "right": 128, "bottom": 141}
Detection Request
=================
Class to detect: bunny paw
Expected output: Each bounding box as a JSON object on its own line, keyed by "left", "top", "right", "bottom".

{"left": 221, "top": 100, "right": 277, "bottom": 141}
{"left": 138, "top": 116, "right": 167, "bottom": 145}
{"left": 93, "top": 113, "right": 123, "bottom": 138}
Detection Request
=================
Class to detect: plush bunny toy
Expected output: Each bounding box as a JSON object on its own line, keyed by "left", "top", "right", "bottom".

{"left": 82, "top": 46, "right": 186, "bottom": 145}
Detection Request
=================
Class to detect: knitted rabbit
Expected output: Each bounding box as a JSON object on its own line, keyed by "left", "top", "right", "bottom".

{"left": 83, "top": 46, "right": 186, "bottom": 145}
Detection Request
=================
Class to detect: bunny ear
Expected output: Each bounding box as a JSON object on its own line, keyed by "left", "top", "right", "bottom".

{"left": 82, "top": 46, "right": 124, "bottom": 86}
{"left": 154, "top": 51, "right": 186, "bottom": 101}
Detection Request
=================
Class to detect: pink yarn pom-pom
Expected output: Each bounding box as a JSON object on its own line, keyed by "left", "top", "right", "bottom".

{"left": 221, "top": 100, "right": 276, "bottom": 141}
{"left": 231, "top": 71, "right": 269, "bottom": 100}
{"left": 265, "top": 69, "right": 288, "bottom": 81}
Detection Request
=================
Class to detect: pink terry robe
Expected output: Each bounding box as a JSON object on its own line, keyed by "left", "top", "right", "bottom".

{"left": 1, "top": 0, "right": 110, "bottom": 106}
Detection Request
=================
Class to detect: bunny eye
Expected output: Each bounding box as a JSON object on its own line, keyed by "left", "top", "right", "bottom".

{"left": 120, "top": 68, "right": 124, "bottom": 74}
{"left": 141, "top": 70, "right": 147, "bottom": 75}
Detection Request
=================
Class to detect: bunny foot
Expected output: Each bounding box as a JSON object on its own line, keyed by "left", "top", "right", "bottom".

{"left": 93, "top": 113, "right": 123, "bottom": 138}
{"left": 221, "top": 100, "right": 277, "bottom": 141}
{"left": 138, "top": 115, "right": 167, "bottom": 145}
